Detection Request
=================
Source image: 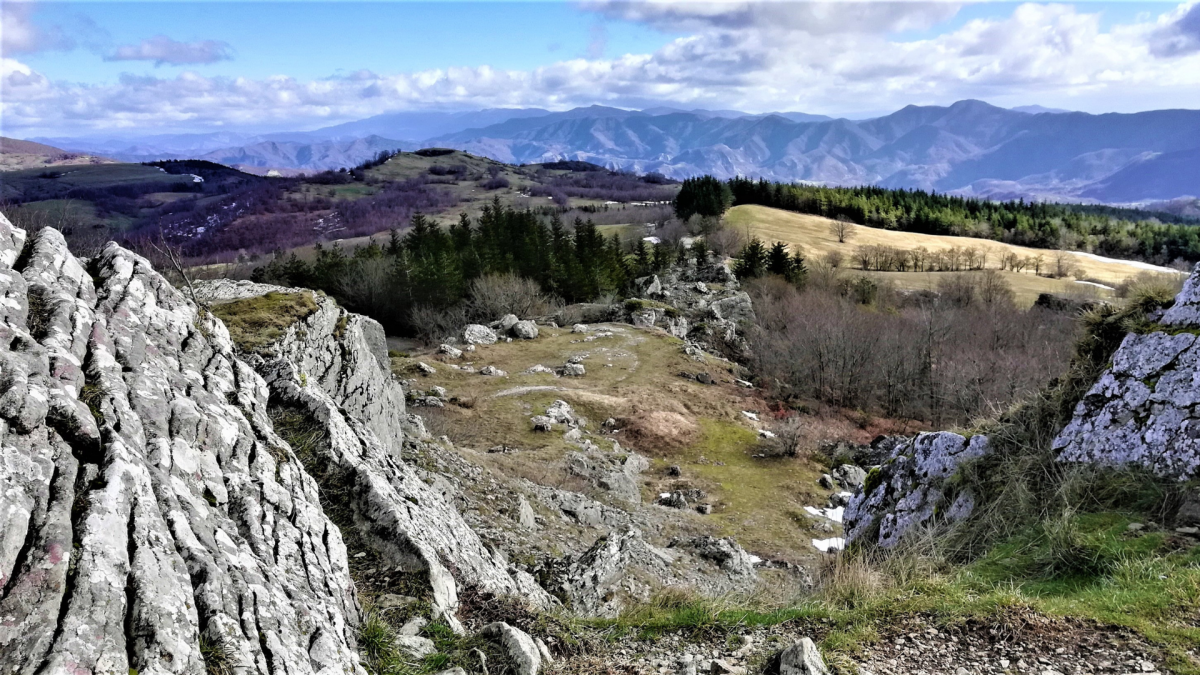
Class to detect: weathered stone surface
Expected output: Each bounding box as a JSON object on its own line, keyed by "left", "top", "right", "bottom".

{"left": 463, "top": 324, "right": 498, "bottom": 345}
{"left": 832, "top": 464, "right": 867, "bottom": 489}
{"left": 512, "top": 320, "right": 539, "bottom": 340}
{"left": 1052, "top": 279, "right": 1200, "bottom": 480}
{"left": 481, "top": 622, "right": 542, "bottom": 675}
{"left": 198, "top": 279, "right": 553, "bottom": 626}
{"left": 709, "top": 292, "right": 755, "bottom": 323}
{"left": 565, "top": 449, "right": 648, "bottom": 504}
{"left": 844, "top": 432, "right": 990, "bottom": 547}
{"left": 499, "top": 314, "right": 520, "bottom": 333}
{"left": 766, "top": 638, "right": 830, "bottom": 675}
{"left": 0, "top": 218, "right": 365, "bottom": 674}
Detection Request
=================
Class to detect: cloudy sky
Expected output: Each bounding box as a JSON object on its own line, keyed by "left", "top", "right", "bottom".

{"left": 3, "top": 0, "right": 1200, "bottom": 139}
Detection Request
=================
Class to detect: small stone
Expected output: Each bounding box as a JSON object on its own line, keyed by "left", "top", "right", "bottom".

{"left": 572, "top": 324, "right": 589, "bottom": 333}
{"left": 399, "top": 616, "right": 428, "bottom": 636}
{"left": 531, "top": 415, "right": 554, "bottom": 431}
{"left": 818, "top": 474, "right": 835, "bottom": 490}
{"left": 512, "top": 320, "right": 539, "bottom": 339}
{"left": 416, "top": 361, "right": 437, "bottom": 375}
{"left": 667, "top": 465, "right": 682, "bottom": 477}
{"left": 1127, "top": 522, "right": 1145, "bottom": 532}
{"left": 439, "top": 344, "right": 463, "bottom": 358}
{"left": 709, "top": 659, "right": 745, "bottom": 675}
{"left": 562, "top": 362, "right": 586, "bottom": 377}
{"left": 696, "top": 504, "right": 713, "bottom": 515}
{"left": 696, "top": 372, "right": 714, "bottom": 385}
{"left": 395, "top": 635, "right": 436, "bottom": 658}
{"left": 480, "top": 365, "right": 507, "bottom": 376}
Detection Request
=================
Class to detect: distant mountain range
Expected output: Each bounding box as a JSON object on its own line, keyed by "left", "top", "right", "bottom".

{"left": 29, "top": 100, "right": 1200, "bottom": 203}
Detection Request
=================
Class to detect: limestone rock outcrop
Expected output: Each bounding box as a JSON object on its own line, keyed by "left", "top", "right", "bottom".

{"left": 1053, "top": 267, "right": 1200, "bottom": 481}
{"left": 0, "top": 216, "right": 365, "bottom": 674}
{"left": 197, "top": 280, "right": 553, "bottom": 625}
{"left": 843, "top": 432, "right": 989, "bottom": 547}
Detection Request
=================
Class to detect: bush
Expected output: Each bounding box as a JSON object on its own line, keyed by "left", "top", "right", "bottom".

{"left": 465, "top": 273, "right": 558, "bottom": 321}
{"left": 480, "top": 176, "right": 510, "bottom": 190}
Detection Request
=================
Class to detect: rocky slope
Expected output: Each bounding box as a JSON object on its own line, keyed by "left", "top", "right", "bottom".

{"left": 0, "top": 216, "right": 364, "bottom": 674}
{"left": 845, "top": 264, "right": 1200, "bottom": 548}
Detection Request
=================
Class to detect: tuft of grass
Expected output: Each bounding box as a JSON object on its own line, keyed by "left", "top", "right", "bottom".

{"left": 78, "top": 380, "right": 108, "bottom": 424}
{"left": 210, "top": 291, "right": 319, "bottom": 354}
{"left": 199, "top": 634, "right": 235, "bottom": 675}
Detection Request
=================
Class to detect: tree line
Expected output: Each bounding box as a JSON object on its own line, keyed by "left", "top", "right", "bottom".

{"left": 251, "top": 198, "right": 698, "bottom": 334}
{"left": 675, "top": 176, "right": 1200, "bottom": 264}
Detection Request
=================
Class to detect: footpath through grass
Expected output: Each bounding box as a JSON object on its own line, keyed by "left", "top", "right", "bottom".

{"left": 585, "top": 511, "right": 1200, "bottom": 673}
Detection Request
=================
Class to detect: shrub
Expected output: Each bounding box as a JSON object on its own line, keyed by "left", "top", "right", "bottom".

{"left": 465, "top": 273, "right": 558, "bottom": 321}
{"left": 480, "top": 176, "right": 510, "bottom": 190}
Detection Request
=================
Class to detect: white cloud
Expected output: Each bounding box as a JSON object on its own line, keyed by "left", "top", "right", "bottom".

{"left": 4, "top": 2, "right": 1200, "bottom": 137}
{"left": 584, "top": 0, "right": 963, "bottom": 35}
{"left": 106, "top": 35, "right": 233, "bottom": 66}
{"left": 0, "top": 3, "right": 75, "bottom": 55}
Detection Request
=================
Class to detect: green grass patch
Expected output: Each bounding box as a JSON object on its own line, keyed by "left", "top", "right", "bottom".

{"left": 210, "top": 291, "right": 319, "bottom": 354}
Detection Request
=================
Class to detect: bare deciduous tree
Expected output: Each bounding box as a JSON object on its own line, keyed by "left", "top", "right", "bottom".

{"left": 829, "top": 215, "right": 856, "bottom": 244}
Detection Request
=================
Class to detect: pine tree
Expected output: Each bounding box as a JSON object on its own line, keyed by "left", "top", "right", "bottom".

{"left": 733, "top": 238, "right": 768, "bottom": 279}
{"left": 767, "top": 241, "right": 791, "bottom": 277}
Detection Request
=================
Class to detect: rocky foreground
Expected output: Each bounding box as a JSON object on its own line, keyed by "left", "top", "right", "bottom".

{"left": 2, "top": 213, "right": 1198, "bottom": 674}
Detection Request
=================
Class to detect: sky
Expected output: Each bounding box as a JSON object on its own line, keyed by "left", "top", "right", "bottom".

{"left": 3, "top": 0, "right": 1200, "bottom": 138}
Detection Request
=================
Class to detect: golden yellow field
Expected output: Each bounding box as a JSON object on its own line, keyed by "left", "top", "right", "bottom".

{"left": 725, "top": 204, "right": 1182, "bottom": 306}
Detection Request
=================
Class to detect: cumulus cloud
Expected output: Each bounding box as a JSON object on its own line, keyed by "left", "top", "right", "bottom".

{"left": 1150, "top": 2, "right": 1200, "bottom": 56}
{"left": 106, "top": 35, "right": 233, "bottom": 66}
{"left": 4, "top": 2, "right": 1200, "bottom": 136}
{"left": 1, "top": 3, "right": 76, "bottom": 54}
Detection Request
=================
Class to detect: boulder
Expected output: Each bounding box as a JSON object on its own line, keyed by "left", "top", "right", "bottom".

{"left": 562, "top": 363, "right": 586, "bottom": 377}
{"left": 1178, "top": 491, "right": 1200, "bottom": 528}
{"left": 499, "top": 314, "right": 520, "bottom": 332}
{"left": 765, "top": 638, "right": 830, "bottom": 675}
{"left": 572, "top": 324, "right": 589, "bottom": 333}
{"left": 832, "top": 464, "right": 867, "bottom": 490}
{"left": 481, "top": 622, "right": 542, "bottom": 675}
{"left": 439, "top": 343, "right": 463, "bottom": 358}
{"left": 546, "top": 400, "right": 576, "bottom": 425}
{"left": 512, "top": 320, "right": 540, "bottom": 339}
{"left": 463, "top": 324, "right": 498, "bottom": 345}
{"left": 670, "top": 536, "right": 757, "bottom": 577}
{"left": 480, "top": 365, "right": 507, "bottom": 376}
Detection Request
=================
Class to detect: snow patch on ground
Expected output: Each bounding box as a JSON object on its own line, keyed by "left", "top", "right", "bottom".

{"left": 1075, "top": 280, "right": 1115, "bottom": 290}
{"left": 812, "top": 537, "right": 845, "bottom": 553}
{"left": 1070, "top": 251, "right": 1182, "bottom": 275}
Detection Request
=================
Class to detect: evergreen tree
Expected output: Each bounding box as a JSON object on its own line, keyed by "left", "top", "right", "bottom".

{"left": 733, "top": 238, "right": 768, "bottom": 279}
{"left": 767, "top": 241, "right": 791, "bottom": 277}
{"left": 674, "top": 176, "right": 732, "bottom": 220}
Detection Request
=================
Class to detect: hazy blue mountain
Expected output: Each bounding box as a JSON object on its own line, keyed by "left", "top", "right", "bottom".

{"left": 431, "top": 100, "right": 1200, "bottom": 202}
{"left": 25, "top": 101, "right": 1200, "bottom": 202}
{"left": 1012, "top": 105, "right": 1074, "bottom": 114}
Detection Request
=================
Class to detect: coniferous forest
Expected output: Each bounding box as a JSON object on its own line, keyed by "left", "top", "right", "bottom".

{"left": 251, "top": 198, "right": 689, "bottom": 334}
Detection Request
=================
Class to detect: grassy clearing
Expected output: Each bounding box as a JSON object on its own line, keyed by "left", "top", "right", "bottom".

{"left": 209, "top": 290, "right": 319, "bottom": 354}
{"left": 726, "top": 204, "right": 1181, "bottom": 306}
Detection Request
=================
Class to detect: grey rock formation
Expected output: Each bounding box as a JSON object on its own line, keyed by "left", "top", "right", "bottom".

{"left": 481, "top": 622, "right": 542, "bottom": 675}
{"left": 0, "top": 218, "right": 365, "bottom": 674}
{"left": 767, "top": 638, "right": 830, "bottom": 675}
{"left": 1052, "top": 270, "right": 1200, "bottom": 480}
{"left": 832, "top": 464, "right": 867, "bottom": 490}
{"left": 565, "top": 449, "right": 648, "bottom": 504}
{"left": 512, "top": 320, "right": 539, "bottom": 340}
{"left": 844, "top": 432, "right": 990, "bottom": 547}
{"left": 499, "top": 314, "right": 520, "bottom": 333}
{"left": 198, "top": 279, "right": 553, "bottom": 626}
{"left": 463, "top": 324, "right": 498, "bottom": 345}
{"left": 709, "top": 292, "right": 755, "bottom": 324}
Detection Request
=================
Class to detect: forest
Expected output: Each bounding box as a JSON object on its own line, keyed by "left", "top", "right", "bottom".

{"left": 250, "top": 198, "right": 685, "bottom": 335}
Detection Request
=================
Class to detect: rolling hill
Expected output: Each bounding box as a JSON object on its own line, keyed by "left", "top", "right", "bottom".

{"left": 725, "top": 204, "right": 1183, "bottom": 306}
{"left": 0, "top": 137, "right": 115, "bottom": 172}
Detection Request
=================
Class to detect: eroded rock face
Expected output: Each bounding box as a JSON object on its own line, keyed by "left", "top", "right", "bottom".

{"left": 0, "top": 217, "right": 365, "bottom": 674}
{"left": 197, "top": 280, "right": 553, "bottom": 624}
{"left": 843, "top": 431, "right": 990, "bottom": 547}
{"left": 1053, "top": 269, "right": 1200, "bottom": 481}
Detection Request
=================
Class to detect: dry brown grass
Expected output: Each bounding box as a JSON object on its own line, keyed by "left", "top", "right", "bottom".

{"left": 620, "top": 410, "right": 700, "bottom": 451}
{"left": 726, "top": 204, "right": 1183, "bottom": 306}
{"left": 210, "top": 290, "right": 319, "bottom": 354}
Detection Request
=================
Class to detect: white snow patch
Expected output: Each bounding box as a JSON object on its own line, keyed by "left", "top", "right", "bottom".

{"left": 190, "top": 174, "right": 204, "bottom": 183}
{"left": 1075, "top": 280, "right": 1115, "bottom": 291}
{"left": 804, "top": 505, "right": 845, "bottom": 524}
{"left": 1070, "top": 251, "right": 1182, "bottom": 275}
{"left": 741, "top": 411, "right": 759, "bottom": 421}
{"left": 812, "top": 537, "right": 845, "bottom": 553}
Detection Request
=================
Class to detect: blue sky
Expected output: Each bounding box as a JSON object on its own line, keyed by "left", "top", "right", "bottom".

{"left": 4, "top": 1, "right": 1200, "bottom": 137}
